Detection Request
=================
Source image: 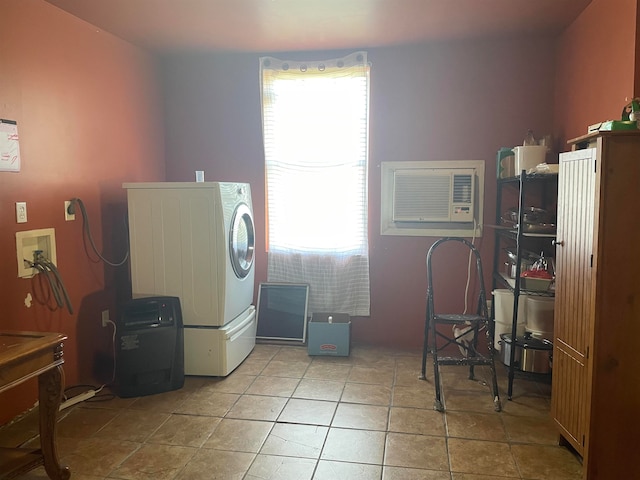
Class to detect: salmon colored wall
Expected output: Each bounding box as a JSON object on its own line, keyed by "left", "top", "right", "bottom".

{"left": 554, "top": 0, "right": 638, "bottom": 145}
{"left": 3, "top": 0, "right": 634, "bottom": 427}
{"left": 161, "top": 36, "right": 558, "bottom": 349}
{"left": 0, "top": 1, "right": 165, "bottom": 424}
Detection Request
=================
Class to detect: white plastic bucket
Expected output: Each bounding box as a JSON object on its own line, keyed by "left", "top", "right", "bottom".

{"left": 526, "top": 296, "right": 555, "bottom": 333}
{"left": 493, "top": 289, "right": 527, "bottom": 325}
{"left": 513, "top": 145, "right": 547, "bottom": 175}
{"left": 494, "top": 320, "right": 525, "bottom": 349}
{"left": 492, "top": 289, "right": 527, "bottom": 350}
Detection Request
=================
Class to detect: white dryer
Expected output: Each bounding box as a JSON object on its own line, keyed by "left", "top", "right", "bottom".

{"left": 124, "top": 181, "right": 256, "bottom": 376}
{"left": 218, "top": 182, "right": 255, "bottom": 324}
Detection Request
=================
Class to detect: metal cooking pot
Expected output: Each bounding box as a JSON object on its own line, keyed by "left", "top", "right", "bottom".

{"left": 504, "top": 260, "right": 534, "bottom": 279}
{"left": 499, "top": 333, "right": 552, "bottom": 374}
{"left": 499, "top": 333, "right": 521, "bottom": 367}
{"left": 505, "top": 206, "right": 554, "bottom": 225}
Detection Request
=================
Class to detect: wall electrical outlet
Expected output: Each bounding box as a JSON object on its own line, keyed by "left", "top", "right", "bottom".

{"left": 101, "top": 309, "right": 110, "bottom": 327}
{"left": 16, "top": 202, "right": 27, "bottom": 223}
{"left": 64, "top": 200, "right": 75, "bottom": 221}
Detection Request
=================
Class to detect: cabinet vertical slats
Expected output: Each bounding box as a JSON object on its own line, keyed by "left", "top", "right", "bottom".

{"left": 552, "top": 148, "right": 595, "bottom": 456}
{"left": 552, "top": 131, "right": 640, "bottom": 480}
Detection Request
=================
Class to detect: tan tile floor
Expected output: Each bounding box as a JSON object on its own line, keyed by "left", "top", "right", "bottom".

{"left": 0, "top": 344, "right": 583, "bottom": 479}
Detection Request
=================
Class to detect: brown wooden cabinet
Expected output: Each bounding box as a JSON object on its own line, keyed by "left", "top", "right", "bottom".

{"left": 552, "top": 131, "right": 640, "bottom": 479}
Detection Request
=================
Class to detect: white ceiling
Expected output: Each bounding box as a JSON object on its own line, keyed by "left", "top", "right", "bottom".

{"left": 44, "top": 0, "right": 593, "bottom": 54}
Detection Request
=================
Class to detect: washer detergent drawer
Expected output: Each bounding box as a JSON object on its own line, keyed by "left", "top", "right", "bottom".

{"left": 183, "top": 306, "right": 256, "bottom": 376}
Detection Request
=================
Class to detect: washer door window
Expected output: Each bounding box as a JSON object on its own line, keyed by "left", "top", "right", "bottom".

{"left": 229, "top": 203, "right": 255, "bottom": 278}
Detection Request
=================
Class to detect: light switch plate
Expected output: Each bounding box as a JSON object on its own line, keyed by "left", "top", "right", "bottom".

{"left": 16, "top": 202, "right": 27, "bottom": 223}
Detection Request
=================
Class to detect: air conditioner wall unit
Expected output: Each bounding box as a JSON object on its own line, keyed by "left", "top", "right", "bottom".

{"left": 392, "top": 168, "right": 475, "bottom": 223}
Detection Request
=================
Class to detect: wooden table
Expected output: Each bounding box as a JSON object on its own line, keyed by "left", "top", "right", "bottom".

{"left": 0, "top": 331, "right": 70, "bottom": 480}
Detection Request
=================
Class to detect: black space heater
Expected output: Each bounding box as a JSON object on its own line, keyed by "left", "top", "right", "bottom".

{"left": 116, "top": 296, "right": 184, "bottom": 398}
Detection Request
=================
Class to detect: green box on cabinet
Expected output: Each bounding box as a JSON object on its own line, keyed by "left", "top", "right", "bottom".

{"left": 307, "top": 313, "right": 351, "bottom": 356}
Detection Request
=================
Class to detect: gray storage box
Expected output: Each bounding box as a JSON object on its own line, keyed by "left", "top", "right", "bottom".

{"left": 308, "top": 313, "right": 351, "bottom": 356}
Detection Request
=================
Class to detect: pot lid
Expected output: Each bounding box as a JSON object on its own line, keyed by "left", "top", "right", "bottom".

{"left": 499, "top": 333, "right": 552, "bottom": 350}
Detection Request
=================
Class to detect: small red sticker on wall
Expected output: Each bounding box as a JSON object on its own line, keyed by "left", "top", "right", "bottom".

{"left": 320, "top": 344, "right": 337, "bottom": 351}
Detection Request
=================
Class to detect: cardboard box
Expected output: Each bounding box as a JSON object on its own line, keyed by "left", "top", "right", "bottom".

{"left": 308, "top": 313, "right": 351, "bottom": 356}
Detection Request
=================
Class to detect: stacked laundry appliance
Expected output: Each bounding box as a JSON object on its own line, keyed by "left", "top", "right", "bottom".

{"left": 123, "top": 182, "right": 256, "bottom": 376}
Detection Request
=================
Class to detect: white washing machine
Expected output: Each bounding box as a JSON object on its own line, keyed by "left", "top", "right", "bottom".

{"left": 124, "top": 182, "right": 256, "bottom": 376}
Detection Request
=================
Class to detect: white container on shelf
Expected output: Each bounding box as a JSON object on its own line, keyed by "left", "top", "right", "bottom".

{"left": 493, "top": 289, "right": 527, "bottom": 324}
{"left": 494, "top": 320, "right": 526, "bottom": 349}
{"left": 513, "top": 145, "right": 547, "bottom": 175}
{"left": 526, "top": 296, "right": 555, "bottom": 333}
{"left": 492, "top": 289, "right": 527, "bottom": 349}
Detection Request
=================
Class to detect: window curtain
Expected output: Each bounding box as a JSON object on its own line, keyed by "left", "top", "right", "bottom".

{"left": 260, "top": 51, "right": 370, "bottom": 316}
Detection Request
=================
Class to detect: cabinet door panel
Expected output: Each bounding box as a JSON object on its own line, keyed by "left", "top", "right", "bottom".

{"left": 552, "top": 344, "right": 588, "bottom": 451}
{"left": 552, "top": 149, "right": 596, "bottom": 454}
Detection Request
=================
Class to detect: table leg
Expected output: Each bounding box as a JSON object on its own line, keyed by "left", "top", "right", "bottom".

{"left": 38, "top": 366, "right": 71, "bottom": 480}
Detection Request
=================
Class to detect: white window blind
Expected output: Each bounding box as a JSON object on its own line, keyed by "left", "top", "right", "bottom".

{"left": 260, "top": 52, "right": 371, "bottom": 316}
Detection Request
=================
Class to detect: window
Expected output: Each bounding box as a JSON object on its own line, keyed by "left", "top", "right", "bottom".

{"left": 260, "top": 52, "right": 370, "bottom": 316}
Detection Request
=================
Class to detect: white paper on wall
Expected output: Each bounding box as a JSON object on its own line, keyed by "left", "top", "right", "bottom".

{"left": 0, "top": 119, "right": 21, "bottom": 172}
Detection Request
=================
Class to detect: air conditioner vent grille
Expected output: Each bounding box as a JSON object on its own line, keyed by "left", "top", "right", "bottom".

{"left": 392, "top": 168, "right": 475, "bottom": 223}
{"left": 453, "top": 174, "right": 473, "bottom": 204}
{"left": 393, "top": 173, "right": 450, "bottom": 222}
